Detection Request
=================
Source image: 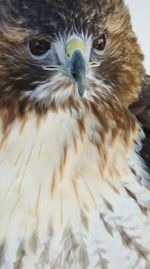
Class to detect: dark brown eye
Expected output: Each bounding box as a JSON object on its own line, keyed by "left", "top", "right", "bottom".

{"left": 29, "top": 39, "right": 50, "bottom": 56}
{"left": 93, "top": 34, "right": 106, "bottom": 51}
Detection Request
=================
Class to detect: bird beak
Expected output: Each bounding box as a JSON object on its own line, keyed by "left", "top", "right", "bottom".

{"left": 65, "top": 38, "right": 86, "bottom": 97}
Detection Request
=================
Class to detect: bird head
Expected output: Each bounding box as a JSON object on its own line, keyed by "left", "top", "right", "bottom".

{"left": 0, "top": 0, "right": 145, "bottom": 121}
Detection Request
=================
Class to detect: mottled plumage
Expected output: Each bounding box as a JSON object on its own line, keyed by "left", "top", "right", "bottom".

{"left": 131, "top": 75, "right": 150, "bottom": 168}
{"left": 0, "top": 1, "right": 150, "bottom": 269}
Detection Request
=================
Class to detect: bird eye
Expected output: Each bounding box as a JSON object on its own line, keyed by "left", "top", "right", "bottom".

{"left": 29, "top": 39, "right": 51, "bottom": 56}
{"left": 93, "top": 34, "right": 106, "bottom": 51}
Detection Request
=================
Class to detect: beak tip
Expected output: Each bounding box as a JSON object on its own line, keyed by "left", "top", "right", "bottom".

{"left": 77, "top": 82, "right": 85, "bottom": 97}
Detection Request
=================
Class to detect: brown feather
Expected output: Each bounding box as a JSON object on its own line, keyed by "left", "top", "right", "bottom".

{"left": 130, "top": 75, "right": 150, "bottom": 168}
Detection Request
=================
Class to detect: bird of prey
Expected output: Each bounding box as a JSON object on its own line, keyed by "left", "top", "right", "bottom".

{"left": 0, "top": 0, "right": 149, "bottom": 268}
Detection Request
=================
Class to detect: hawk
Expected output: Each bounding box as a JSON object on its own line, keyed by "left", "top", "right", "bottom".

{"left": 0, "top": 0, "right": 149, "bottom": 268}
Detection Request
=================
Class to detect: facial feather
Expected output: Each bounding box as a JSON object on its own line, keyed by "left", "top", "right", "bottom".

{"left": 0, "top": 0, "right": 144, "bottom": 125}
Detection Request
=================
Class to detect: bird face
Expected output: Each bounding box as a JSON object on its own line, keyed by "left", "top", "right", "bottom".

{"left": 0, "top": 0, "right": 145, "bottom": 120}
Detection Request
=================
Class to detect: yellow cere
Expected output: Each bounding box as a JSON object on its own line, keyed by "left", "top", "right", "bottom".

{"left": 65, "top": 38, "right": 86, "bottom": 57}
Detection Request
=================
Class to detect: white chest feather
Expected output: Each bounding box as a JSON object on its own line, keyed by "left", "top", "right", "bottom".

{"left": 0, "top": 111, "right": 149, "bottom": 269}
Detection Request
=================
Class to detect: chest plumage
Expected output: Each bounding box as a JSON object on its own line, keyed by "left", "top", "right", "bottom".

{"left": 0, "top": 107, "right": 149, "bottom": 269}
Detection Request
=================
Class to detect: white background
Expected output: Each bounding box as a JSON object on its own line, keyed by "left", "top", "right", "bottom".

{"left": 125, "top": 0, "right": 150, "bottom": 74}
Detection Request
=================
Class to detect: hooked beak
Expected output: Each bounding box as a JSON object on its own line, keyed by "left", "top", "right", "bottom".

{"left": 66, "top": 38, "right": 86, "bottom": 97}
